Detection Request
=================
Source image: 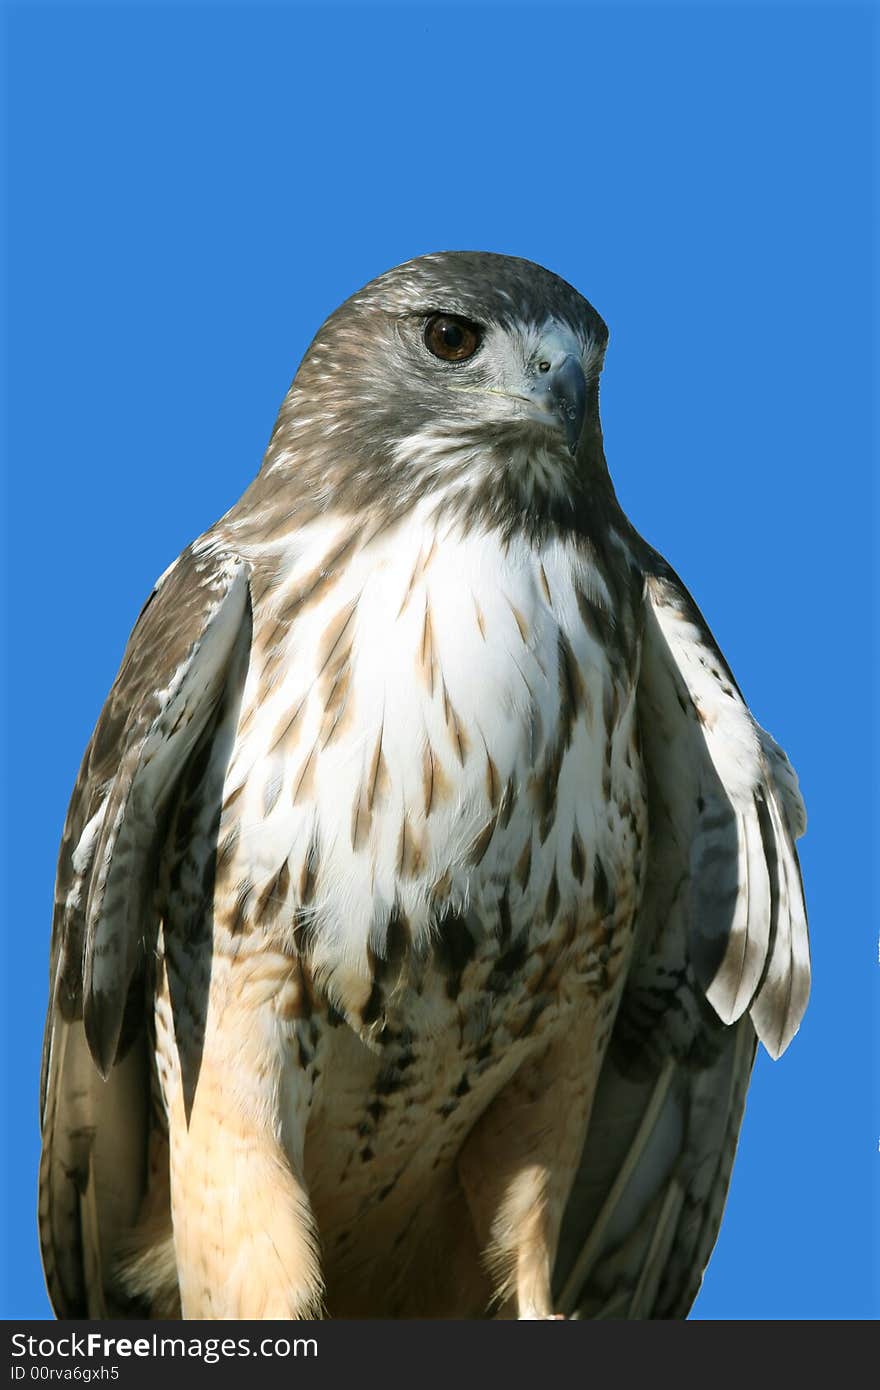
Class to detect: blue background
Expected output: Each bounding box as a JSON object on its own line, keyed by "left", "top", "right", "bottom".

{"left": 2, "top": 0, "right": 875, "bottom": 1320}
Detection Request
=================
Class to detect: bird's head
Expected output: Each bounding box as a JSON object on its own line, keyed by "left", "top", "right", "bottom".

{"left": 259, "top": 252, "right": 613, "bottom": 539}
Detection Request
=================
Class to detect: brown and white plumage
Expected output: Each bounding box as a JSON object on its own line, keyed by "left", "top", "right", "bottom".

{"left": 39, "top": 252, "right": 809, "bottom": 1319}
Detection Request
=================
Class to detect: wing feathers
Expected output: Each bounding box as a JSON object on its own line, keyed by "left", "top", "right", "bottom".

{"left": 78, "top": 551, "right": 251, "bottom": 1074}
{"left": 556, "top": 1058, "right": 676, "bottom": 1315}
{"left": 748, "top": 784, "right": 810, "bottom": 1057}
{"left": 628, "top": 1178, "right": 685, "bottom": 1317}
{"left": 640, "top": 565, "right": 810, "bottom": 1055}
{"left": 39, "top": 1019, "right": 149, "bottom": 1316}
{"left": 557, "top": 1023, "right": 756, "bottom": 1319}
{"left": 40, "top": 544, "right": 252, "bottom": 1315}
{"left": 690, "top": 789, "right": 772, "bottom": 1024}
{"left": 557, "top": 543, "right": 809, "bottom": 1319}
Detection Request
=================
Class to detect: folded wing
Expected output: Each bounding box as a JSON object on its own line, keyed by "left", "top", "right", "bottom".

{"left": 555, "top": 545, "right": 809, "bottom": 1317}
{"left": 39, "top": 543, "right": 251, "bottom": 1315}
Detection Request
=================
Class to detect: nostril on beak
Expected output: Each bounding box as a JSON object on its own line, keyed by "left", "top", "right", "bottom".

{"left": 527, "top": 353, "right": 587, "bottom": 455}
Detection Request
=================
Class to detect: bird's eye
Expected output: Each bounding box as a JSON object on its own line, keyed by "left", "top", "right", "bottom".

{"left": 423, "top": 313, "right": 482, "bottom": 363}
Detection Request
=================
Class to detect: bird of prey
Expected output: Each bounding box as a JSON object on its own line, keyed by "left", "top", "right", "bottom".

{"left": 39, "top": 252, "right": 810, "bottom": 1320}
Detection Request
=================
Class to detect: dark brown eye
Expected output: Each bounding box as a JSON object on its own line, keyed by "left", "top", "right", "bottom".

{"left": 423, "top": 313, "right": 482, "bottom": 363}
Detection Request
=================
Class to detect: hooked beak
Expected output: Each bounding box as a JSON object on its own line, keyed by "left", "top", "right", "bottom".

{"left": 525, "top": 352, "right": 587, "bottom": 455}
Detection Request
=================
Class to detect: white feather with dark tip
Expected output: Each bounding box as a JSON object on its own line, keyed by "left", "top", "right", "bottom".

{"left": 637, "top": 560, "right": 810, "bottom": 1057}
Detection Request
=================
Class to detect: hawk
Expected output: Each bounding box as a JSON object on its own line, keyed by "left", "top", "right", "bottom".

{"left": 39, "top": 252, "right": 810, "bottom": 1320}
